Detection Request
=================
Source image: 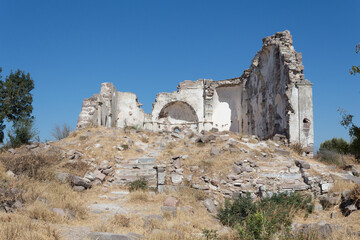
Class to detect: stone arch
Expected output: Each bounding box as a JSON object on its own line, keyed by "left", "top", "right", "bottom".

{"left": 302, "top": 118, "right": 311, "bottom": 137}
{"left": 173, "top": 126, "right": 181, "bottom": 132}
{"left": 158, "top": 101, "right": 198, "bottom": 122}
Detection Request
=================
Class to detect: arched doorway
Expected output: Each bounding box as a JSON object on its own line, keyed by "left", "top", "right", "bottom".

{"left": 158, "top": 101, "right": 198, "bottom": 122}
{"left": 157, "top": 101, "right": 199, "bottom": 131}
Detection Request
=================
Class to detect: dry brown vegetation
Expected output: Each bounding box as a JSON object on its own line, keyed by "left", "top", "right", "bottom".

{"left": 1, "top": 127, "right": 360, "bottom": 239}
{"left": 330, "top": 179, "right": 356, "bottom": 193}
{"left": 0, "top": 152, "right": 62, "bottom": 181}
{"left": 0, "top": 214, "right": 61, "bottom": 240}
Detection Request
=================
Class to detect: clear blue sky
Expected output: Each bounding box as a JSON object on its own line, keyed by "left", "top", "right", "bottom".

{"left": 0, "top": 0, "right": 359, "bottom": 150}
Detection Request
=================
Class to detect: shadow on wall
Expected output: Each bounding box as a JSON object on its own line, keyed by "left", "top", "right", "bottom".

{"left": 158, "top": 101, "right": 198, "bottom": 122}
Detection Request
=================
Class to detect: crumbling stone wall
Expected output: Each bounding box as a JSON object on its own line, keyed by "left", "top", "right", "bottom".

{"left": 77, "top": 30, "right": 314, "bottom": 154}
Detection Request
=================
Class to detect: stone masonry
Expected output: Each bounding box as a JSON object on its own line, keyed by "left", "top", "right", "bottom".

{"left": 77, "top": 30, "right": 314, "bottom": 155}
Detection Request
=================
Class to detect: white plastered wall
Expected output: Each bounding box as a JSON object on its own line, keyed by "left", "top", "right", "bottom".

{"left": 212, "top": 85, "right": 242, "bottom": 132}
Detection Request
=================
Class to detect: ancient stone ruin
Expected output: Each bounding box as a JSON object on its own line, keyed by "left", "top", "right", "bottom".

{"left": 77, "top": 30, "right": 314, "bottom": 155}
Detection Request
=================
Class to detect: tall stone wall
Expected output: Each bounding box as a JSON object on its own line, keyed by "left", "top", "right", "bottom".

{"left": 77, "top": 30, "right": 314, "bottom": 154}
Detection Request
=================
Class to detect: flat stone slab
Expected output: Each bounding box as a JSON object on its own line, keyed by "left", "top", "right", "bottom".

{"left": 57, "top": 226, "right": 91, "bottom": 240}
{"left": 137, "top": 157, "right": 156, "bottom": 164}
{"left": 111, "top": 191, "right": 130, "bottom": 196}
{"left": 88, "top": 232, "right": 132, "bottom": 240}
{"left": 89, "top": 203, "right": 127, "bottom": 214}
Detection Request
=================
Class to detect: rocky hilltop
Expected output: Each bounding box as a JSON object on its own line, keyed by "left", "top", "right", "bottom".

{"left": 0, "top": 127, "right": 359, "bottom": 239}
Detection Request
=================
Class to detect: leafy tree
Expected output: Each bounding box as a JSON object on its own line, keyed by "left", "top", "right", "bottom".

{"left": 340, "top": 109, "right": 360, "bottom": 159}
{"left": 338, "top": 43, "right": 360, "bottom": 160}
{"left": 319, "top": 138, "right": 349, "bottom": 155}
{"left": 7, "top": 120, "right": 37, "bottom": 148}
{"left": 350, "top": 43, "right": 360, "bottom": 75}
{"left": 51, "top": 123, "right": 72, "bottom": 140}
{"left": 0, "top": 68, "right": 35, "bottom": 144}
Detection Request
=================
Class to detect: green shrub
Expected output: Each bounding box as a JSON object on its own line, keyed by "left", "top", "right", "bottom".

{"left": 319, "top": 138, "right": 349, "bottom": 155}
{"left": 237, "top": 211, "right": 268, "bottom": 240}
{"left": 121, "top": 144, "right": 129, "bottom": 150}
{"left": 316, "top": 149, "right": 343, "bottom": 166}
{"left": 349, "top": 137, "right": 360, "bottom": 160}
{"left": 218, "top": 192, "right": 313, "bottom": 240}
{"left": 218, "top": 193, "right": 256, "bottom": 227}
{"left": 202, "top": 229, "right": 218, "bottom": 240}
{"left": 128, "top": 177, "right": 148, "bottom": 192}
{"left": 7, "top": 120, "right": 37, "bottom": 148}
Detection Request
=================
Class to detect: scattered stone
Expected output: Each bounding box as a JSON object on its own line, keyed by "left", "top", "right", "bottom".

{"left": 73, "top": 186, "right": 85, "bottom": 192}
{"left": 8, "top": 148, "right": 16, "bottom": 154}
{"left": 94, "top": 170, "right": 106, "bottom": 182}
{"left": 314, "top": 203, "right": 323, "bottom": 212}
{"left": 55, "top": 172, "right": 70, "bottom": 183}
{"left": 163, "top": 196, "right": 179, "bottom": 207}
{"left": 52, "top": 208, "right": 66, "bottom": 218}
{"left": 161, "top": 206, "right": 177, "bottom": 217}
{"left": 275, "top": 148, "right": 290, "bottom": 156}
{"left": 6, "top": 170, "right": 15, "bottom": 178}
{"left": 321, "top": 183, "right": 332, "bottom": 194}
{"left": 92, "top": 179, "right": 102, "bottom": 186}
{"left": 319, "top": 193, "right": 341, "bottom": 208}
{"left": 344, "top": 204, "right": 357, "bottom": 215}
{"left": 127, "top": 232, "right": 144, "bottom": 240}
{"left": 143, "top": 214, "right": 163, "bottom": 228}
{"left": 233, "top": 165, "right": 242, "bottom": 174}
{"left": 210, "top": 146, "right": 221, "bottom": 156}
{"left": 84, "top": 172, "right": 96, "bottom": 181}
{"left": 94, "top": 144, "right": 103, "bottom": 148}
{"left": 229, "top": 148, "right": 240, "bottom": 153}
{"left": 190, "top": 166, "right": 199, "bottom": 172}
{"left": 13, "top": 201, "right": 22, "bottom": 209}
{"left": 295, "top": 160, "right": 310, "bottom": 169}
{"left": 65, "top": 208, "right": 75, "bottom": 220}
{"left": 180, "top": 205, "right": 194, "bottom": 214}
{"left": 204, "top": 198, "right": 217, "bottom": 214}
{"left": 171, "top": 173, "right": 183, "bottom": 184}
{"left": 71, "top": 175, "right": 92, "bottom": 189}
{"left": 88, "top": 232, "right": 132, "bottom": 240}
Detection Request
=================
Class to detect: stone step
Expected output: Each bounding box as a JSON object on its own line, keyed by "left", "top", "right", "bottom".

{"left": 259, "top": 172, "right": 303, "bottom": 180}
{"left": 117, "top": 157, "right": 156, "bottom": 165}
{"left": 137, "top": 157, "right": 156, "bottom": 164}
{"left": 114, "top": 174, "right": 156, "bottom": 180}
{"left": 115, "top": 163, "right": 156, "bottom": 170}
{"left": 115, "top": 169, "right": 157, "bottom": 175}
{"left": 258, "top": 166, "right": 289, "bottom": 172}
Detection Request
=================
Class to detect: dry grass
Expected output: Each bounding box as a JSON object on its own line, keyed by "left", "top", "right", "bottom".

{"left": 121, "top": 186, "right": 221, "bottom": 239}
{"left": 129, "top": 191, "right": 150, "bottom": 202}
{"left": 291, "top": 142, "right": 304, "bottom": 156}
{"left": 92, "top": 213, "right": 145, "bottom": 235}
{"left": 0, "top": 152, "right": 62, "bottom": 181}
{"left": 0, "top": 214, "right": 60, "bottom": 240}
{"left": 112, "top": 214, "right": 130, "bottom": 228}
{"left": 330, "top": 179, "right": 355, "bottom": 193}
{"left": 27, "top": 201, "right": 58, "bottom": 222}
{"left": 19, "top": 178, "right": 87, "bottom": 221}
{"left": 58, "top": 126, "right": 148, "bottom": 166}
{"left": 62, "top": 160, "right": 90, "bottom": 176}
{"left": 174, "top": 187, "right": 208, "bottom": 203}
{"left": 147, "top": 230, "right": 182, "bottom": 240}
{"left": 0, "top": 162, "right": 8, "bottom": 181}
{"left": 349, "top": 184, "right": 360, "bottom": 202}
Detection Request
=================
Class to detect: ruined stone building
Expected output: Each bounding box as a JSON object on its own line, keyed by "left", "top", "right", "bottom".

{"left": 77, "top": 30, "right": 314, "bottom": 155}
